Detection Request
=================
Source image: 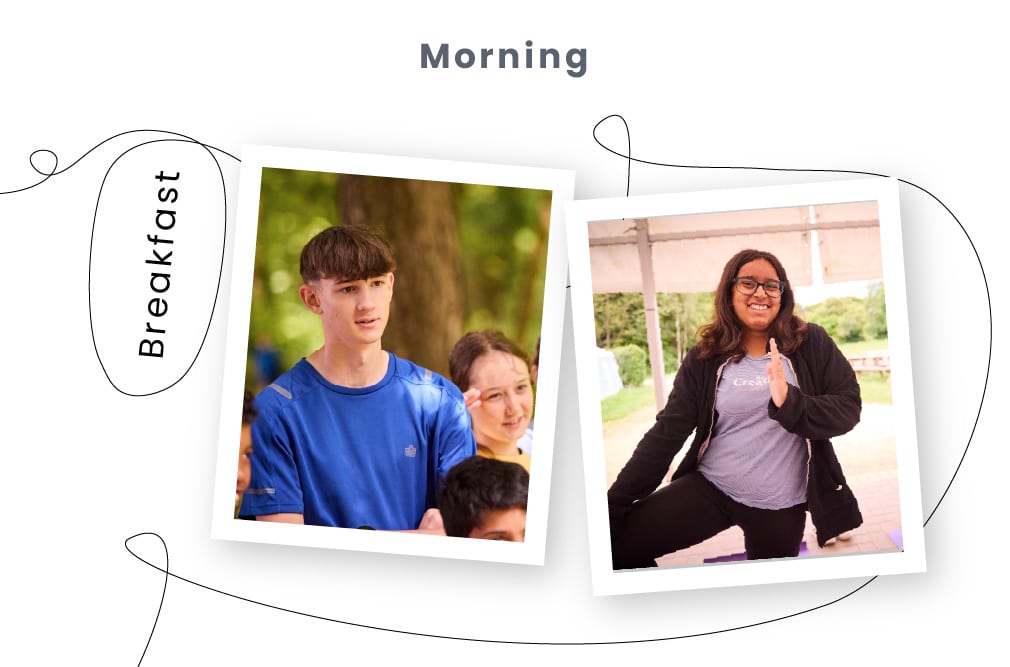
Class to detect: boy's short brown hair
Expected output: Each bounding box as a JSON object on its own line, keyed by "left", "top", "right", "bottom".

{"left": 299, "top": 225, "right": 397, "bottom": 283}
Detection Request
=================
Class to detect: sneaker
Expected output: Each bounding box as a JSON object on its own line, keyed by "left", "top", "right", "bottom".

{"left": 824, "top": 531, "right": 854, "bottom": 546}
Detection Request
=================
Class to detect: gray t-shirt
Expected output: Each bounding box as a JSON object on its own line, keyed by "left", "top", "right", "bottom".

{"left": 697, "top": 354, "right": 808, "bottom": 510}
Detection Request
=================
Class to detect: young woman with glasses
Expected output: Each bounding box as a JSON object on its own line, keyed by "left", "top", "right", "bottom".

{"left": 608, "top": 249, "right": 863, "bottom": 569}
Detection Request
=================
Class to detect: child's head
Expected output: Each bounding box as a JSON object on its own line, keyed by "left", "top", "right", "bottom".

{"left": 236, "top": 391, "right": 257, "bottom": 509}
{"left": 449, "top": 330, "right": 530, "bottom": 391}
{"left": 438, "top": 457, "right": 528, "bottom": 541}
{"left": 299, "top": 225, "right": 397, "bottom": 284}
{"left": 449, "top": 330, "right": 534, "bottom": 451}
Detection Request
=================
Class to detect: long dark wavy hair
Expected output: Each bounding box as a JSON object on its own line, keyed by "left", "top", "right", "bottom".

{"left": 696, "top": 249, "right": 807, "bottom": 359}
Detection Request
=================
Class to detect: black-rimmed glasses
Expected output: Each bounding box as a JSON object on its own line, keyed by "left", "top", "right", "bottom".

{"left": 733, "top": 277, "right": 786, "bottom": 298}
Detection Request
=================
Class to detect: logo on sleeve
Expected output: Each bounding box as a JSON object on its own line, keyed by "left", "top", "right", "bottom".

{"left": 405, "top": 444, "right": 417, "bottom": 458}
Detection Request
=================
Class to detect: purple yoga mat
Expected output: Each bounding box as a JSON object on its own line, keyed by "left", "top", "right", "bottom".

{"left": 704, "top": 541, "right": 809, "bottom": 563}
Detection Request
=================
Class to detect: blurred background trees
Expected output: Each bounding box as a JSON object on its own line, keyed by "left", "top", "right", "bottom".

{"left": 247, "top": 167, "right": 551, "bottom": 389}
{"left": 594, "top": 291, "right": 714, "bottom": 372}
{"left": 594, "top": 281, "right": 887, "bottom": 383}
{"left": 800, "top": 283, "right": 887, "bottom": 343}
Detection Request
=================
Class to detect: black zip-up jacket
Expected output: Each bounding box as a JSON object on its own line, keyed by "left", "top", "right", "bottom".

{"left": 608, "top": 323, "right": 863, "bottom": 547}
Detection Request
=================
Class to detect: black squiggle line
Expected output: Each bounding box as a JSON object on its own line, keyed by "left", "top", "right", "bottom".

{"left": 0, "top": 129, "right": 240, "bottom": 396}
{"left": 130, "top": 533, "right": 169, "bottom": 666}
{"left": 592, "top": 113, "right": 991, "bottom": 529}
{"left": 617, "top": 116, "right": 631, "bottom": 197}
{"left": 124, "top": 532, "right": 876, "bottom": 650}
{"left": 894, "top": 178, "right": 992, "bottom": 526}
{"left": 592, "top": 114, "right": 892, "bottom": 180}
{"left": 0, "top": 129, "right": 239, "bottom": 196}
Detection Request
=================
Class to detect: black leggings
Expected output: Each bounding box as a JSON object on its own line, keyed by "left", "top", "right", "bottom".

{"left": 611, "top": 471, "right": 807, "bottom": 570}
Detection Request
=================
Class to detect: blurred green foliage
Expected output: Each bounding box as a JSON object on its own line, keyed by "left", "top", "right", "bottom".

{"left": 613, "top": 344, "right": 647, "bottom": 387}
{"left": 799, "top": 282, "right": 887, "bottom": 343}
{"left": 457, "top": 183, "right": 551, "bottom": 345}
{"left": 594, "top": 291, "right": 714, "bottom": 375}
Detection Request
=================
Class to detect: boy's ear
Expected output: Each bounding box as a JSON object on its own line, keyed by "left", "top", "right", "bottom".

{"left": 387, "top": 272, "right": 395, "bottom": 294}
{"left": 299, "top": 282, "right": 322, "bottom": 313}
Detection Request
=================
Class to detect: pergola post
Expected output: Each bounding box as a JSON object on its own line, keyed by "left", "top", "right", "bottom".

{"left": 635, "top": 218, "right": 666, "bottom": 411}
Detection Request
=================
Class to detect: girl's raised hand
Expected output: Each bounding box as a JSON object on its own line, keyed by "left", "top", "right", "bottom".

{"left": 767, "top": 337, "right": 789, "bottom": 408}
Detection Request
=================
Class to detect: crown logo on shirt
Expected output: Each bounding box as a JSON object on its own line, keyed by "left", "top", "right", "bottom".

{"left": 405, "top": 444, "right": 417, "bottom": 458}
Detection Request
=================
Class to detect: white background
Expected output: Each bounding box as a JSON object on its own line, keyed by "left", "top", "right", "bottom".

{"left": 1, "top": 2, "right": 1004, "bottom": 665}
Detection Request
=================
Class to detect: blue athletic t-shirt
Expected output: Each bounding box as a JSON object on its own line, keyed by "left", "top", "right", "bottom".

{"left": 239, "top": 352, "right": 476, "bottom": 530}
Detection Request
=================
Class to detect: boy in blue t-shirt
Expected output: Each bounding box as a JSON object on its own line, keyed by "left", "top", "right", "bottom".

{"left": 239, "top": 226, "right": 476, "bottom": 532}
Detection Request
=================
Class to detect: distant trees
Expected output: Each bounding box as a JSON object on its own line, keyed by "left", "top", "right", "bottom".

{"left": 594, "top": 291, "right": 713, "bottom": 373}
{"left": 594, "top": 281, "right": 887, "bottom": 387}
{"left": 800, "top": 282, "right": 887, "bottom": 343}
{"left": 863, "top": 281, "right": 888, "bottom": 339}
{"left": 594, "top": 292, "right": 644, "bottom": 350}
{"left": 658, "top": 292, "right": 715, "bottom": 368}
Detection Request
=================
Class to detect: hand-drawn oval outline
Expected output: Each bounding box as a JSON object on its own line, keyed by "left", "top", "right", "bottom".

{"left": 88, "top": 138, "right": 227, "bottom": 397}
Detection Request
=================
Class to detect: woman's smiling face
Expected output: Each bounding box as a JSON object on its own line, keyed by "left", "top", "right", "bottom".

{"left": 468, "top": 351, "right": 533, "bottom": 451}
{"left": 732, "top": 258, "right": 782, "bottom": 336}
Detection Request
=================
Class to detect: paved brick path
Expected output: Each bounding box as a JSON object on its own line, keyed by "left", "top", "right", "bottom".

{"left": 603, "top": 401, "right": 902, "bottom": 566}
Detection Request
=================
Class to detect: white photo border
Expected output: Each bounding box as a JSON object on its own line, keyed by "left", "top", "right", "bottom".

{"left": 211, "top": 144, "right": 574, "bottom": 566}
{"left": 566, "top": 177, "right": 925, "bottom": 595}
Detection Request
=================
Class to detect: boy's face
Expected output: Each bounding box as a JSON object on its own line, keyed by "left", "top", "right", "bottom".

{"left": 299, "top": 273, "right": 394, "bottom": 350}
{"left": 467, "top": 508, "right": 526, "bottom": 542}
{"left": 236, "top": 424, "right": 253, "bottom": 508}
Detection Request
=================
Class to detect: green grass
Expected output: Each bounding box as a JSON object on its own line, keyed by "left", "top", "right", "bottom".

{"left": 837, "top": 337, "right": 891, "bottom": 404}
{"left": 601, "top": 385, "right": 655, "bottom": 422}
{"left": 837, "top": 338, "right": 889, "bottom": 356}
{"left": 601, "top": 338, "right": 892, "bottom": 423}
{"left": 855, "top": 373, "right": 892, "bottom": 404}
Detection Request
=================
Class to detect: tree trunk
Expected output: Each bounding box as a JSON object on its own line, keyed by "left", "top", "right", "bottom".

{"left": 339, "top": 175, "right": 465, "bottom": 378}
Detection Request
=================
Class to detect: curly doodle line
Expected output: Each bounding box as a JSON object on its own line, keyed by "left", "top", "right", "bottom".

{"left": 593, "top": 114, "right": 891, "bottom": 184}
{"left": 130, "top": 534, "right": 169, "bottom": 666}
{"left": 0, "top": 129, "right": 239, "bottom": 196}
{"left": 124, "top": 531, "right": 876, "bottom": 650}
{"left": 0, "top": 130, "right": 243, "bottom": 397}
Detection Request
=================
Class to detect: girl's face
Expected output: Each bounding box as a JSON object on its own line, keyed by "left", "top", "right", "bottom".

{"left": 731, "top": 258, "right": 782, "bottom": 337}
{"left": 468, "top": 351, "right": 534, "bottom": 451}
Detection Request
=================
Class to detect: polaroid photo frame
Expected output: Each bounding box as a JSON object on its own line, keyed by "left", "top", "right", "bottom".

{"left": 566, "top": 177, "right": 925, "bottom": 595}
{"left": 211, "top": 144, "right": 573, "bottom": 565}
